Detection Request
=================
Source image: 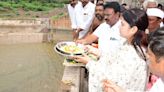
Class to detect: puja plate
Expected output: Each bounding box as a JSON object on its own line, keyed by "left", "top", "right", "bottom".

{"left": 54, "top": 41, "right": 86, "bottom": 57}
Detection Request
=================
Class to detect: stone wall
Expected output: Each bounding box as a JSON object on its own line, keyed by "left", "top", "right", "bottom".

{"left": 0, "top": 18, "right": 50, "bottom": 44}
{"left": 51, "top": 16, "right": 71, "bottom": 30}
{"left": 0, "top": 18, "right": 49, "bottom": 33}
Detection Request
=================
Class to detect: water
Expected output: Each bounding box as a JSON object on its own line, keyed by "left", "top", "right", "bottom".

{"left": 0, "top": 30, "right": 73, "bottom": 92}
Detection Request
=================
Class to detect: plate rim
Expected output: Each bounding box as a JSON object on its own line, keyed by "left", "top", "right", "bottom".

{"left": 55, "top": 41, "right": 85, "bottom": 55}
{"left": 54, "top": 41, "right": 85, "bottom": 57}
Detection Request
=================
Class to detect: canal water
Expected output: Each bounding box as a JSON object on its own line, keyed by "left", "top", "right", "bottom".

{"left": 0, "top": 30, "right": 72, "bottom": 92}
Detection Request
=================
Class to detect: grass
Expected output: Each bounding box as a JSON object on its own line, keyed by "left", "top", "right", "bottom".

{"left": 0, "top": 1, "right": 67, "bottom": 18}
{"left": 0, "top": 1, "right": 64, "bottom": 11}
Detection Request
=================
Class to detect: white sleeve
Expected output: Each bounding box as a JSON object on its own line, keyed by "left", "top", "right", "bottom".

{"left": 85, "top": 55, "right": 107, "bottom": 74}
{"left": 67, "top": 4, "right": 77, "bottom": 29}
{"left": 74, "top": 2, "right": 83, "bottom": 28}
{"left": 85, "top": 60, "right": 97, "bottom": 71}
{"left": 93, "top": 23, "right": 104, "bottom": 38}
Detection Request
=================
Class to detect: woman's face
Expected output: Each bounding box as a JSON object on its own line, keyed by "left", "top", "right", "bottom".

{"left": 120, "top": 17, "right": 133, "bottom": 39}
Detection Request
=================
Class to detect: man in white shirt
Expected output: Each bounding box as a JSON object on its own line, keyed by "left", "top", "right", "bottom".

{"left": 143, "top": 0, "right": 158, "bottom": 10}
{"left": 73, "top": 0, "right": 95, "bottom": 40}
{"left": 67, "top": 0, "right": 77, "bottom": 29}
{"left": 67, "top": 0, "right": 82, "bottom": 38}
{"left": 146, "top": 8, "right": 164, "bottom": 33}
{"left": 76, "top": 2, "right": 124, "bottom": 54}
{"left": 146, "top": 27, "right": 164, "bottom": 92}
{"left": 84, "top": 3, "right": 104, "bottom": 39}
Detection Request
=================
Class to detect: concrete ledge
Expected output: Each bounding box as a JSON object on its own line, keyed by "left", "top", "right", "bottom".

{"left": 60, "top": 66, "right": 81, "bottom": 92}
{"left": 0, "top": 18, "right": 49, "bottom": 33}
{"left": 0, "top": 18, "right": 48, "bottom": 25}
{"left": 0, "top": 33, "right": 44, "bottom": 44}
{"left": 59, "top": 66, "right": 87, "bottom": 92}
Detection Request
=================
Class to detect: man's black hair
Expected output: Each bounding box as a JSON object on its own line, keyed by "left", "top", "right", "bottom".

{"left": 104, "top": 1, "right": 120, "bottom": 13}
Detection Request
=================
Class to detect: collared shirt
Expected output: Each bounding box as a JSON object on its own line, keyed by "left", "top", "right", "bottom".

{"left": 86, "top": 42, "right": 148, "bottom": 92}
{"left": 75, "top": 2, "right": 95, "bottom": 38}
{"left": 149, "top": 78, "right": 164, "bottom": 92}
{"left": 93, "top": 20, "right": 125, "bottom": 54}
{"left": 67, "top": 1, "right": 81, "bottom": 29}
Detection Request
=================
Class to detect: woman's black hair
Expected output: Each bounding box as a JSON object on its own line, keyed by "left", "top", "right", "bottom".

{"left": 122, "top": 8, "right": 149, "bottom": 61}
{"left": 148, "top": 27, "right": 164, "bottom": 62}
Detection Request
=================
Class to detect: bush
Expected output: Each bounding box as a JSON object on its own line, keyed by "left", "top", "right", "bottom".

{"left": 0, "top": 1, "right": 68, "bottom": 18}
{"left": 11, "top": 3, "right": 22, "bottom": 8}
{"left": 0, "top": 2, "right": 11, "bottom": 7}
{"left": 59, "top": 0, "right": 69, "bottom": 4}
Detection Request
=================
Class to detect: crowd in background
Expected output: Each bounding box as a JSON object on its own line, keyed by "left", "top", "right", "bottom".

{"left": 67, "top": 0, "right": 164, "bottom": 92}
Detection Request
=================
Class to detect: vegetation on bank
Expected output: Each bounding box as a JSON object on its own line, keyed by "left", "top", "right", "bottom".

{"left": 0, "top": 0, "right": 69, "bottom": 18}
{"left": 0, "top": 0, "right": 69, "bottom": 11}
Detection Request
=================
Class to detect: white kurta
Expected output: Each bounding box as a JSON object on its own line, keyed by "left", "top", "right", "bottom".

{"left": 67, "top": 1, "right": 81, "bottom": 29}
{"left": 75, "top": 2, "right": 95, "bottom": 39}
{"left": 86, "top": 42, "right": 148, "bottom": 92}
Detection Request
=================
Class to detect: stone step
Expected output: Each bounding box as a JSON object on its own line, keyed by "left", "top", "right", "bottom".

{"left": 0, "top": 33, "right": 45, "bottom": 44}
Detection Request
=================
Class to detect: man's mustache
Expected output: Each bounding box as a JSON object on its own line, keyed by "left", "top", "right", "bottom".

{"left": 95, "top": 14, "right": 104, "bottom": 20}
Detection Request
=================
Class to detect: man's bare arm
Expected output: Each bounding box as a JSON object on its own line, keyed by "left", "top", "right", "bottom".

{"left": 76, "top": 34, "right": 98, "bottom": 45}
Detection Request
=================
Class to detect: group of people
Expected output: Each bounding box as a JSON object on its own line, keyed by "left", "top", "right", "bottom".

{"left": 67, "top": 0, "right": 96, "bottom": 40}
{"left": 67, "top": 0, "right": 164, "bottom": 92}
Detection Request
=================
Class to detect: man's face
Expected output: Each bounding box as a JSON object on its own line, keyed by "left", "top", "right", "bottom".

{"left": 104, "top": 8, "right": 119, "bottom": 26}
{"left": 69, "top": 0, "right": 78, "bottom": 7}
{"left": 147, "top": 2, "right": 157, "bottom": 8}
{"left": 148, "top": 16, "right": 161, "bottom": 32}
{"left": 95, "top": 5, "right": 104, "bottom": 21}
{"left": 81, "top": 0, "right": 89, "bottom": 7}
{"left": 146, "top": 47, "right": 163, "bottom": 77}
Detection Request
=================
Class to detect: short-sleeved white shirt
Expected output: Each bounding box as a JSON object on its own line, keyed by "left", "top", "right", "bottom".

{"left": 75, "top": 2, "right": 95, "bottom": 39}
{"left": 93, "top": 20, "right": 125, "bottom": 54}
